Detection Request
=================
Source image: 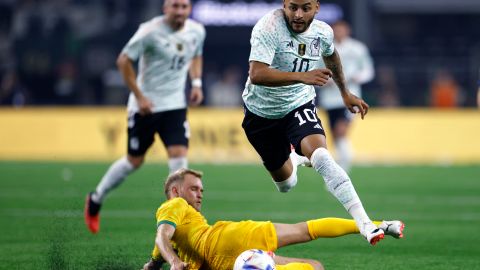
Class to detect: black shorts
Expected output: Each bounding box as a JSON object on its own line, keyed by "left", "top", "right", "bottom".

{"left": 127, "top": 109, "right": 189, "bottom": 156}
{"left": 242, "top": 100, "right": 325, "bottom": 171}
{"left": 326, "top": 108, "right": 353, "bottom": 130}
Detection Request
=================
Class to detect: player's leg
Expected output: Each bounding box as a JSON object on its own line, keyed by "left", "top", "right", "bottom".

{"left": 287, "top": 101, "right": 383, "bottom": 245}
{"left": 84, "top": 112, "right": 154, "bottom": 233}
{"left": 274, "top": 218, "right": 403, "bottom": 248}
{"left": 157, "top": 109, "right": 189, "bottom": 173}
{"left": 275, "top": 256, "right": 323, "bottom": 270}
{"left": 328, "top": 108, "right": 353, "bottom": 172}
{"left": 91, "top": 154, "right": 143, "bottom": 204}
{"left": 166, "top": 145, "right": 188, "bottom": 173}
{"left": 274, "top": 218, "right": 355, "bottom": 248}
{"left": 242, "top": 108, "right": 298, "bottom": 192}
{"left": 300, "top": 135, "right": 383, "bottom": 244}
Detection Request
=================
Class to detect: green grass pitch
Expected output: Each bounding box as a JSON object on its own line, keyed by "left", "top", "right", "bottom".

{"left": 1, "top": 162, "right": 479, "bottom": 269}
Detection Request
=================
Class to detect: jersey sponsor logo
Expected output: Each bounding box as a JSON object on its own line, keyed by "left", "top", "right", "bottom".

{"left": 298, "top": 44, "right": 306, "bottom": 56}
{"left": 310, "top": 37, "right": 320, "bottom": 56}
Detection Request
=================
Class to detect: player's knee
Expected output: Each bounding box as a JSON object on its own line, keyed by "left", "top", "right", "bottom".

{"left": 309, "top": 147, "right": 329, "bottom": 169}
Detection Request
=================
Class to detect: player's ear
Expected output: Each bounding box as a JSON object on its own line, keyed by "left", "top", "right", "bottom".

{"left": 171, "top": 186, "right": 180, "bottom": 197}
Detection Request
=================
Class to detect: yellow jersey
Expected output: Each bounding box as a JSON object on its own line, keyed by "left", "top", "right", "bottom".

{"left": 151, "top": 197, "right": 278, "bottom": 270}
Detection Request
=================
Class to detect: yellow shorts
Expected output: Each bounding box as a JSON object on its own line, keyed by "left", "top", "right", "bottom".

{"left": 277, "top": 263, "right": 314, "bottom": 270}
{"left": 204, "top": 220, "right": 278, "bottom": 270}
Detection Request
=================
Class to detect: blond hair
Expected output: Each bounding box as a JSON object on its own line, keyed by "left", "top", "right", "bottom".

{"left": 164, "top": 168, "right": 203, "bottom": 199}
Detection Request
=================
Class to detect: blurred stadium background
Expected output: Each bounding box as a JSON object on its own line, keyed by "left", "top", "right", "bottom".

{"left": 0, "top": 0, "right": 480, "bottom": 269}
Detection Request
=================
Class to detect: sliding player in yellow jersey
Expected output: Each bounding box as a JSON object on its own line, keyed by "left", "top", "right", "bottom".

{"left": 142, "top": 169, "right": 404, "bottom": 270}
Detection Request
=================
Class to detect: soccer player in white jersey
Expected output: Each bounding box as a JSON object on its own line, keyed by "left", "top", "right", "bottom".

{"left": 318, "top": 20, "right": 374, "bottom": 172}
{"left": 242, "top": 0, "right": 396, "bottom": 245}
{"left": 84, "top": 0, "right": 206, "bottom": 234}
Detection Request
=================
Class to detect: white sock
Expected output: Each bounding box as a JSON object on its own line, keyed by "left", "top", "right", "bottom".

{"left": 290, "top": 150, "right": 311, "bottom": 167}
{"left": 273, "top": 156, "right": 298, "bottom": 193}
{"left": 335, "top": 137, "right": 353, "bottom": 172}
{"left": 168, "top": 157, "right": 188, "bottom": 174}
{"left": 310, "top": 147, "right": 371, "bottom": 228}
{"left": 93, "top": 156, "right": 135, "bottom": 203}
{"left": 273, "top": 172, "right": 297, "bottom": 193}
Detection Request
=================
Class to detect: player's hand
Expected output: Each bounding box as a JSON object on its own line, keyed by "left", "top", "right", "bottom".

{"left": 138, "top": 96, "right": 154, "bottom": 115}
{"left": 301, "top": 68, "right": 333, "bottom": 86}
{"left": 342, "top": 92, "right": 369, "bottom": 119}
{"left": 189, "top": 87, "right": 203, "bottom": 106}
{"left": 170, "top": 259, "right": 188, "bottom": 270}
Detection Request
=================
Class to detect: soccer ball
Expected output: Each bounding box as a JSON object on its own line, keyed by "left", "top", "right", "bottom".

{"left": 233, "top": 249, "right": 276, "bottom": 270}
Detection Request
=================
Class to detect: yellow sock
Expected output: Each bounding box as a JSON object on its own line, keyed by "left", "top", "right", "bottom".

{"left": 306, "top": 218, "right": 360, "bottom": 239}
{"left": 277, "top": 263, "right": 314, "bottom": 270}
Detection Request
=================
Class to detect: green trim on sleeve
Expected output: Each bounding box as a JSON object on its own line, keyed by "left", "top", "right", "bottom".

{"left": 157, "top": 220, "right": 176, "bottom": 228}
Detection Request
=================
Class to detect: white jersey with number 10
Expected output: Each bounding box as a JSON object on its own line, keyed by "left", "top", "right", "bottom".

{"left": 243, "top": 9, "right": 335, "bottom": 119}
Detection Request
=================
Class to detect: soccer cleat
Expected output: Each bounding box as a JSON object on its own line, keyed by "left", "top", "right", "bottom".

{"left": 84, "top": 192, "right": 102, "bottom": 234}
{"left": 379, "top": 220, "right": 405, "bottom": 239}
{"left": 361, "top": 223, "right": 385, "bottom": 246}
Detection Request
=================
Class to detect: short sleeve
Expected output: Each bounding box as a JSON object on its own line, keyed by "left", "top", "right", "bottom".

{"left": 248, "top": 25, "right": 277, "bottom": 65}
{"left": 122, "top": 25, "right": 149, "bottom": 61}
{"left": 156, "top": 198, "right": 188, "bottom": 228}
{"left": 321, "top": 24, "right": 335, "bottom": 57}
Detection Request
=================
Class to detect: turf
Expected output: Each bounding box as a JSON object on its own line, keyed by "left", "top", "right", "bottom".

{"left": 1, "top": 162, "right": 479, "bottom": 269}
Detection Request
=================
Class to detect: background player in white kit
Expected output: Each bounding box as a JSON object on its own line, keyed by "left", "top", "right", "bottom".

{"left": 84, "top": 0, "right": 206, "bottom": 234}
{"left": 318, "top": 20, "right": 374, "bottom": 172}
{"left": 242, "top": 0, "right": 396, "bottom": 245}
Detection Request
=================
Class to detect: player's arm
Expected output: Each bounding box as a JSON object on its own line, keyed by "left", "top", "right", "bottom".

{"left": 322, "top": 49, "right": 369, "bottom": 119}
{"left": 155, "top": 223, "right": 188, "bottom": 270}
{"left": 116, "top": 53, "right": 153, "bottom": 115}
{"left": 188, "top": 55, "right": 203, "bottom": 106}
{"left": 249, "top": 61, "right": 332, "bottom": 87}
{"left": 274, "top": 255, "right": 323, "bottom": 270}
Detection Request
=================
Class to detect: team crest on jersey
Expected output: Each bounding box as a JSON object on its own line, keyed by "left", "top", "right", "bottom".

{"left": 310, "top": 37, "right": 320, "bottom": 56}
{"left": 176, "top": 43, "right": 183, "bottom": 51}
{"left": 298, "top": 44, "right": 306, "bottom": 56}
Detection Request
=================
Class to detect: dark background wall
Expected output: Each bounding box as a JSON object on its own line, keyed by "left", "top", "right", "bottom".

{"left": 0, "top": 0, "right": 479, "bottom": 107}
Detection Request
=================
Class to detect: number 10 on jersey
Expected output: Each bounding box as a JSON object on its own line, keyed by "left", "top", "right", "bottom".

{"left": 292, "top": 58, "right": 310, "bottom": 72}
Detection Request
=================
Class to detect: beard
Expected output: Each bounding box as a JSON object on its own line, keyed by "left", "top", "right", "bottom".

{"left": 284, "top": 11, "right": 315, "bottom": 33}
{"left": 290, "top": 17, "right": 314, "bottom": 33}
